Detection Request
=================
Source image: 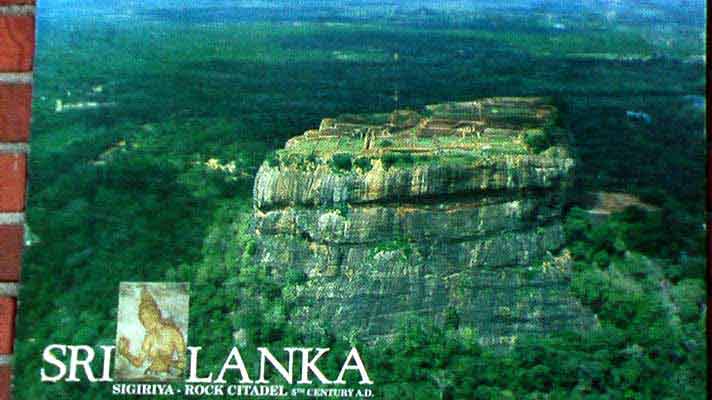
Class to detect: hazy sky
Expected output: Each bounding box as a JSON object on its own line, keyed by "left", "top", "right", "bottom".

{"left": 37, "top": 0, "right": 705, "bottom": 23}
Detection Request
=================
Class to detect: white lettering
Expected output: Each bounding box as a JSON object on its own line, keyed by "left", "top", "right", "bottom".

{"left": 297, "top": 348, "right": 331, "bottom": 384}
{"left": 66, "top": 345, "right": 96, "bottom": 382}
{"left": 40, "top": 344, "right": 67, "bottom": 382}
{"left": 215, "top": 347, "right": 252, "bottom": 384}
{"left": 335, "top": 348, "right": 373, "bottom": 384}
{"left": 187, "top": 346, "right": 213, "bottom": 383}
{"left": 256, "top": 347, "right": 297, "bottom": 384}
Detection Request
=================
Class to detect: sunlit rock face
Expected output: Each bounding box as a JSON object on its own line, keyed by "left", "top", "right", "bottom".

{"left": 252, "top": 97, "right": 592, "bottom": 345}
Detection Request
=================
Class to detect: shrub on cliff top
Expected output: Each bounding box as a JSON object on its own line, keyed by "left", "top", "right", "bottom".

{"left": 382, "top": 152, "right": 414, "bottom": 169}
{"left": 265, "top": 151, "right": 280, "bottom": 167}
{"left": 379, "top": 139, "right": 394, "bottom": 148}
{"left": 306, "top": 151, "right": 318, "bottom": 165}
{"left": 331, "top": 152, "right": 353, "bottom": 171}
{"left": 524, "top": 129, "right": 551, "bottom": 154}
{"left": 354, "top": 157, "right": 372, "bottom": 172}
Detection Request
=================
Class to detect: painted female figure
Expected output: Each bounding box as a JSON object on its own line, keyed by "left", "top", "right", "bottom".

{"left": 117, "top": 288, "right": 186, "bottom": 378}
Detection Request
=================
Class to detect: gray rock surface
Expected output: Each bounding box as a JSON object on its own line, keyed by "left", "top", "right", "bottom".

{"left": 252, "top": 97, "right": 593, "bottom": 344}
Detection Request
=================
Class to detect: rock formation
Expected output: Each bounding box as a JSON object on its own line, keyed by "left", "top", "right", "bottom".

{"left": 252, "top": 97, "right": 593, "bottom": 345}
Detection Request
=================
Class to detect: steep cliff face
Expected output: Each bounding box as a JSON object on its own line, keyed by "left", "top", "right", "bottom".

{"left": 253, "top": 97, "right": 592, "bottom": 344}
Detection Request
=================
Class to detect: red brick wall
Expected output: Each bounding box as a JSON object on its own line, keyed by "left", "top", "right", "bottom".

{"left": 0, "top": 298, "right": 15, "bottom": 355}
{"left": 0, "top": 225, "right": 22, "bottom": 282}
{"left": 0, "top": 154, "right": 26, "bottom": 213}
{"left": 0, "top": 1, "right": 33, "bottom": 398}
{"left": 0, "top": 16, "right": 34, "bottom": 72}
{"left": 0, "top": 84, "right": 31, "bottom": 142}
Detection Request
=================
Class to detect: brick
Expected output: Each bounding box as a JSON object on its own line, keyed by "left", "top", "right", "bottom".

{"left": 0, "top": 153, "right": 25, "bottom": 212}
{"left": 0, "top": 84, "right": 31, "bottom": 142}
{"left": 0, "top": 16, "right": 34, "bottom": 72}
{"left": 0, "top": 0, "right": 34, "bottom": 4}
{"left": 0, "top": 297, "right": 15, "bottom": 355}
{"left": 0, "top": 225, "right": 21, "bottom": 281}
{"left": 0, "top": 365, "right": 9, "bottom": 400}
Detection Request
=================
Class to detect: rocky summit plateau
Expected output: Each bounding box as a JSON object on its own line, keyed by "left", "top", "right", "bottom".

{"left": 252, "top": 97, "right": 593, "bottom": 345}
